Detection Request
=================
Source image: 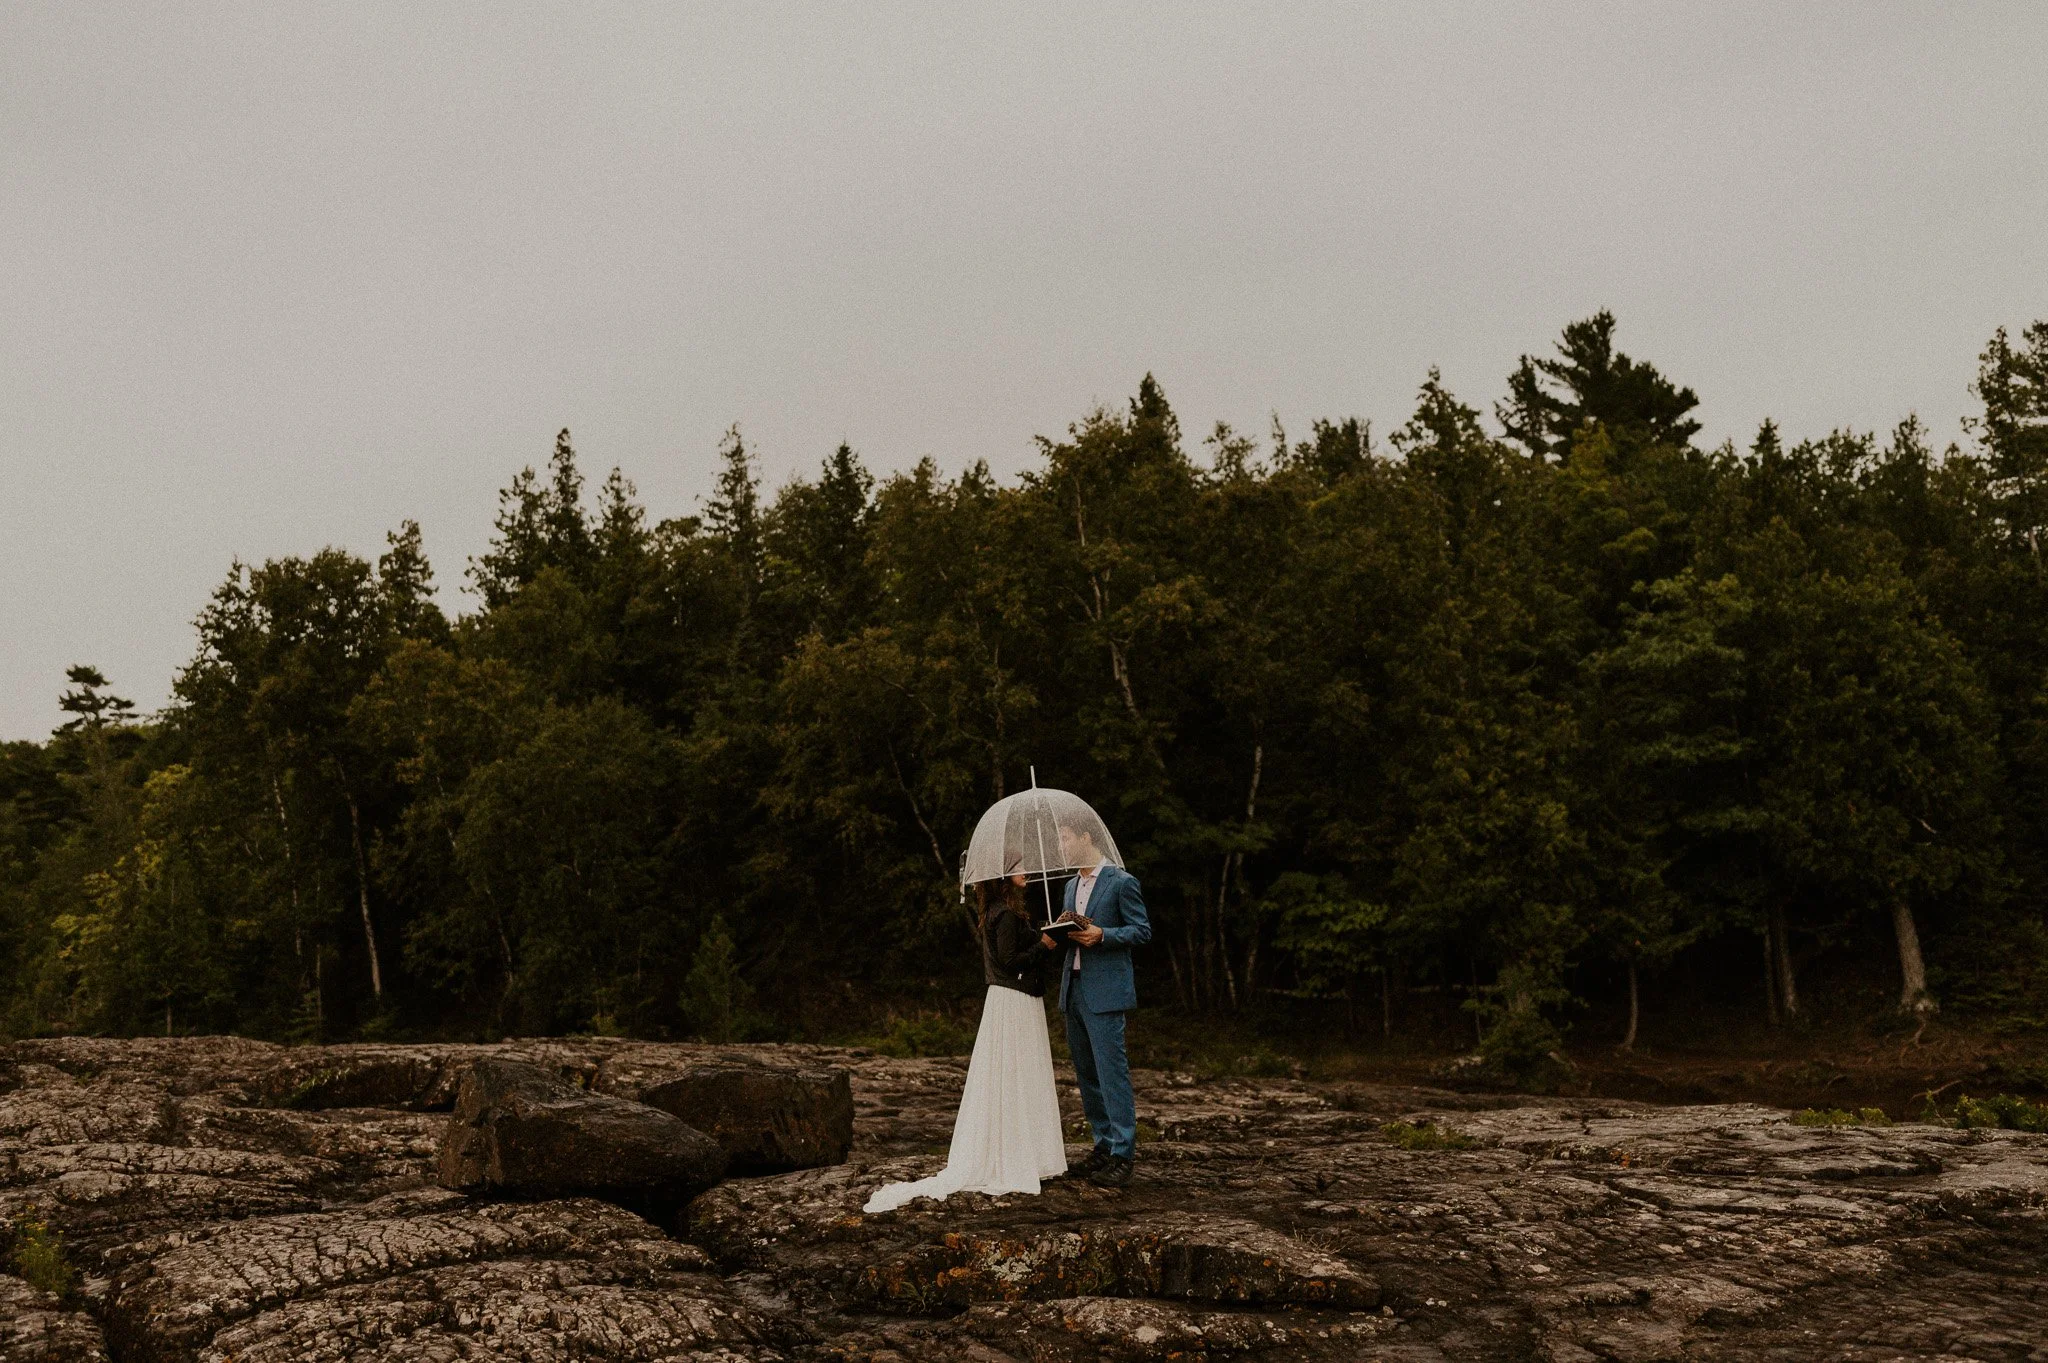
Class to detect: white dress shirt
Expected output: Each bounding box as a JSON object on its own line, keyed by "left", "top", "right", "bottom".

{"left": 1071, "top": 866, "right": 1100, "bottom": 972}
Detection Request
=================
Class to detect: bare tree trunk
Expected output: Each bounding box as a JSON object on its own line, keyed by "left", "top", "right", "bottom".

{"left": 988, "top": 639, "right": 1006, "bottom": 802}
{"left": 1770, "top": 905, "right": 1798, "bottom": 1019}
{"left": 1620, "top": 960, "right": 1639, "bottom": 1051}
{"left": 1213, "top": 866, "right": 1238, "bottom": 1010}
{"left": 1232, "top": 742, "right": 1263, "bottom": 1005}
{"left": 1381, "top": 967, "right": 1392, "bottom": 1041}
{"left": 1071, "top": 480, "right": 1166, "bottom": 775}
{"left": 339, "top": 780, "right": 383, "bottom": 1000}
{"left": 269, "top": 771, "right": 301, "bottom": 927}
{"left": 1470, "top": 960, "right": 1484, "bottom": 1047}
{"left": 1891, "top": 898, "right": 1937, "bottom": 1016}
{"left": 1762, "top": 930, "right": 1780, "bottom": 1026}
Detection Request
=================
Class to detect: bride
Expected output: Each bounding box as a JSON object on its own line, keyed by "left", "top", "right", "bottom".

{"left": 863, "top": 862, "right": 1065, "bottom": 1212}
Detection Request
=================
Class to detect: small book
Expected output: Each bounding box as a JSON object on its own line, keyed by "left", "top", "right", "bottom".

{"left": 1038, "top": 915, "right": 1088, "bottom": 945}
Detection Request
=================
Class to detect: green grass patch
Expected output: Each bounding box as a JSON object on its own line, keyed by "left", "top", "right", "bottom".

{"left": 1380, "top": 1119, "right": 1479, "bottom": 1151}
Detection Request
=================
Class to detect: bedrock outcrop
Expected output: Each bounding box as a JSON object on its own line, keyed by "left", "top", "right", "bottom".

{"left": 435, "top": 1057, "right": 728, "bottom": 1208}
{"left": 4, "top": 1034, "right": 2047, "bottom": 1362}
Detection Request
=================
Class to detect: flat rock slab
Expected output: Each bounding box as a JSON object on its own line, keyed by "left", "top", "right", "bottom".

{"left": 436, "top": 1058, "right": 727, "bottom": 1209}
{"left": 641, "top": 1063, "right": 853, "bottom": 1173}
{"left": 96, "top": 1189, "right": 800, "bottom": 1363}
{"left": 0, "top": 1276, "right": 108, "bottom": 1363}
{"left": 9, "top": 1036, "right": 2048, "bottom": 1361}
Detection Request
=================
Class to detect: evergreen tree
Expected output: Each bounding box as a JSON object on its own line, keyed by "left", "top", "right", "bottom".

{"left": 1499, "top": 310, "right": 1702, "bottom": 459}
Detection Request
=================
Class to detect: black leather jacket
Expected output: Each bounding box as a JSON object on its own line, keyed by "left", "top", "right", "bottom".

{"left": 983, "top": 907, "right": 1050, "bottom": 997}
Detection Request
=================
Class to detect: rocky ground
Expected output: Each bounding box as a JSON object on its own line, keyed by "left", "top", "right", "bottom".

{"left": 3, "top": 1034, "right": 2046, "bottom": 1362}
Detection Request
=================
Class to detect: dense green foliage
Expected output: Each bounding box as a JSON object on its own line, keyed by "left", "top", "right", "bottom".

{"left": 5, "top": 314, "right": 2048, "bottom": 1052}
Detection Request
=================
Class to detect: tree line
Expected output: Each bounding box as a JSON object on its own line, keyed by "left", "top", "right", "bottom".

{"left": 4, "top": 312, "right": 2047, "bottom": 1060}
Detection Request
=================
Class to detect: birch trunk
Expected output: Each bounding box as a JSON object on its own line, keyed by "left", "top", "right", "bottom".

{"left": 1770, "top": 905, "right": 1799, "bottom": 1019}
{"left": 1621, "top": 960, "right": 1639, "bottom": 1051}
{"left": 341, "top": 782, "right": 383, "bottom": 1000}
{"left": 1762, "top": 931, "right": 1780, "bottom": 1026}
{"left": 1891, "top": 898, "right": 1937, "bottom": 1016}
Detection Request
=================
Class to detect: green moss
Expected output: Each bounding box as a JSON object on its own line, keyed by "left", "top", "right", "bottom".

{"left": 1380, "top": 1119, "right": 1478, "bottom": 1151}
{"left": 1792, "top": 1107, "right": 1893, "bottom": 1127}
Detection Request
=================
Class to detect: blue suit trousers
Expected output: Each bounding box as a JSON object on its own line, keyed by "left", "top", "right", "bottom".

{"left": 1065, "top": 1005, "right": 1136, "bottom": 1158}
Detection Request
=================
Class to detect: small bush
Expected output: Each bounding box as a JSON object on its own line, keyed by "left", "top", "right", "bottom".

{"left": 1380, "top": 1119, "right": 1478, "bottom": 1151}
{"left": 7, "top": 1215, "right": 74, "bottom": 1298}
{"left": 861, "top": 1012, "right": 975, "bottom": 1058}
{"left": 1953, "top": 1093, "right": 2048, "bottom": 1132}
{"left": 280, "top": 1069, "right": 340, "bottom": 1110}
{"left": 1227, "top": 1046, "right": 1298, "bottom": 1079}
{"left": 681, "top": 915, "right": 760, "bottom": 1043}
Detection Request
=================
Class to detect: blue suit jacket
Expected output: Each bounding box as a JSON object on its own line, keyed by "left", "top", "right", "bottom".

{"left": 1058, "top": 864, "right": 1151, "bottom": 1014}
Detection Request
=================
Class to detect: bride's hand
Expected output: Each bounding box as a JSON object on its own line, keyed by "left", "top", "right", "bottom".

{"left": 1040, "top": 934, "right": 1058, "bottom": 950}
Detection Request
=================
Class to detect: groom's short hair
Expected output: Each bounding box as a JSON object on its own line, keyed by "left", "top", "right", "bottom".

{"left": 1057, "top": 815, "right": 1097, "bottom": 843}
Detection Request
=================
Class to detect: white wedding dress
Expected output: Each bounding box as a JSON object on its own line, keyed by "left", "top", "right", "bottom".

{"left": 862, "top": 984, "right": 1067, "bottom": 1212}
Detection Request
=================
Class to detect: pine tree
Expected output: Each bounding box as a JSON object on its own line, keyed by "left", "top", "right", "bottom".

{"left": 680, "top": 914, "right": 753, "bottom": 1042}
{"left": 1498, "top": 310, "right": 1702, "bottom": 460}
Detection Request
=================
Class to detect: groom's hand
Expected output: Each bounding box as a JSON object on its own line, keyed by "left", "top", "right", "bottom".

{"left": 1073, "top": 922, "right": 1105, "bottom": 947}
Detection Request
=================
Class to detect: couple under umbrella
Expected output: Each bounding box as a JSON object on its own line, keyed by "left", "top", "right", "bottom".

{"left": 863, "top": 784, "right": 1151, "bottom": 1213}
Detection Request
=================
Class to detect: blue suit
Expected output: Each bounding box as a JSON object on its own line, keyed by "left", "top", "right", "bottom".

{"left": 1058, "top": 864, "right": 1150, "bottom": 1158}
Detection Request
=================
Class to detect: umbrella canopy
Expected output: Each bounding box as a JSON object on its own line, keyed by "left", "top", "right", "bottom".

{"left": 960, "top": 786, "right": 1123, "bottom": 888}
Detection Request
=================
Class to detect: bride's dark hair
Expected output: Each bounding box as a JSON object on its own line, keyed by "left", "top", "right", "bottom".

{"left": 977, "top": 855, "right": 1033, "bottom": 926}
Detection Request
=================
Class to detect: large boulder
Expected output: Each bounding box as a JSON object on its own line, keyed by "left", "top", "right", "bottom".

{"left": 436, "top": 1059, "right": 726, "bottom": 1210}
{"left": 640, "top": 1062, "right": 853, "bottom": 1173}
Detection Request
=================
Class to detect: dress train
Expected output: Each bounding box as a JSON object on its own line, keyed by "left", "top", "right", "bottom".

{"left": 862, "top": 984, "right": 1066, "bottom": 1212}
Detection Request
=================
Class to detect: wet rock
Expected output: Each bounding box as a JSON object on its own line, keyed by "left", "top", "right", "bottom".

{"left": 641, "top": 1063, "right": 854, "bottom": 1173}
{"left": 435, "top": 1057, "right": 727, "bottom": 1209}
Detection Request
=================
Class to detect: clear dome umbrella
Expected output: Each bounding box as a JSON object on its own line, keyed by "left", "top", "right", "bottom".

{"left": 960, "top": 770, "right": 1123, "bottom": 926}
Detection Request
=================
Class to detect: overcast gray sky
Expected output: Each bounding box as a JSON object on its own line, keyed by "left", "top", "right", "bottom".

{"left": 4, "top": 3, "right": 2045, "bottom": 740}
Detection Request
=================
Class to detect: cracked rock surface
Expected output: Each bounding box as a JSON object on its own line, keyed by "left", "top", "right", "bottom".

{"left": 3, "top": 1036, "right": 2046, "bottom": 1361}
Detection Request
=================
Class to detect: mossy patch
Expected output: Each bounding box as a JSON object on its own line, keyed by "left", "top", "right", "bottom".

{"left": 1379, "top": 1119, "right": 1479, "bottom": 1151}
{"left": 1792, "top": 1107, "right": 1891, "bottom": 1127}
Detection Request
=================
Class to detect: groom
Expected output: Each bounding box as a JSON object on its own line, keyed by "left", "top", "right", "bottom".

{"left": 1049, "top": 815, "right": 1150, "bottom": 1187}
